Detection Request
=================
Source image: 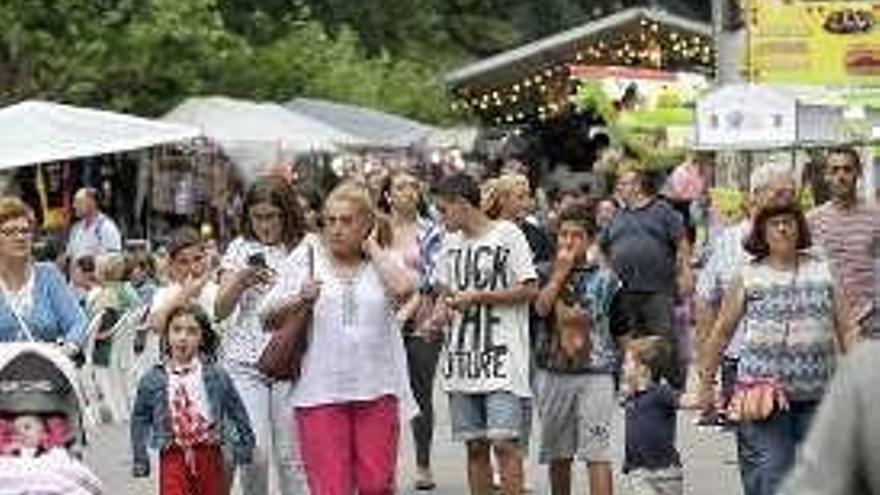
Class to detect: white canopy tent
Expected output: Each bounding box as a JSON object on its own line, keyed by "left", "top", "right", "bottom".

{"left": 285, "top": 97, "right": 438, "bottom": 149}
{"left": 163, "top": 96, "right": 364, "bottom": 182}
{"left": 0, "top": 100, "right": 200, "bottom": 169}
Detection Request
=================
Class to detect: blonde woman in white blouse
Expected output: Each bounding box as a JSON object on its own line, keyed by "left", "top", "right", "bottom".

{"left": 260, "top": 182, "right": 416, "bottom": 495}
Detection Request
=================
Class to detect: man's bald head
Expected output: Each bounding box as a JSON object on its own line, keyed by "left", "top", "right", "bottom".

{"left": 73, "top": 187, "right": 99, "bottom": 219}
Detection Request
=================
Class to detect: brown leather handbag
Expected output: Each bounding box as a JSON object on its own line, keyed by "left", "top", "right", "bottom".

{"left": 256, "top": 246, "right": 314, "bottom": 381}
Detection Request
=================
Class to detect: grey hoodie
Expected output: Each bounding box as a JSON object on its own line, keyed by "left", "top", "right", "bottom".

{"left": 780, "top": 340, "right": 880, "bottom": 495}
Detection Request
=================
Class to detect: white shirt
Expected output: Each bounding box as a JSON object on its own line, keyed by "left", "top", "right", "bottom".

{"left": 260, "top": 241, "right": 415, "bottom": 416}
{"left": 167, "top": 358, "right": 214, "bottom": 424}
{"left": 0, "top": 268, "right": 35, "bottom": 330}
{"left": 218, "top": 237, "right": 291, "bottom": 364}
{"left": 437, "top": 220, "right": 537, "bottom": 397}
{"left": 66, "top": 213, "right": 122, "bottom": 260}
{"left": 150, "top": 281, "right": 218, "bottom": 324}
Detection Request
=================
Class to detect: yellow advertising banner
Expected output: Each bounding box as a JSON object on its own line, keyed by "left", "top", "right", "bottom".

{"left": 748, "top": 1, "right": 880, "bottom": 85}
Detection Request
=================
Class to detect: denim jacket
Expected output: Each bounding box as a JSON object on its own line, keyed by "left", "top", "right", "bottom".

{"left": 130, "top": 360, "right": 255, "bottom": 477}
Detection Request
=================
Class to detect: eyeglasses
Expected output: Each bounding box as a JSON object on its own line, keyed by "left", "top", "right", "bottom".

{"left": 0, "top": 226, "right": 32, "bottom": 238}
{"left": 767, "top": 217, "right": 798, "bottom": 231}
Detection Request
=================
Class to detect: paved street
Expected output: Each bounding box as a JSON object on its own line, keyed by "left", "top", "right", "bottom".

{"left": 86, "top": 391, "right": 743, "bottom": 494}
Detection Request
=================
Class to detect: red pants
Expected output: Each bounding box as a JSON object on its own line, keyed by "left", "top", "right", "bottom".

{"left": 159, "top": 444, "right": 228, "bottom": 495}
{"left": 296, "top": 395, "right": 400, "bottom": 495}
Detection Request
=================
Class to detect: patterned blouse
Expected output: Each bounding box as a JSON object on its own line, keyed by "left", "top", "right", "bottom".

{"left": 738, "top": 253, "right": 838, "bottom": 402}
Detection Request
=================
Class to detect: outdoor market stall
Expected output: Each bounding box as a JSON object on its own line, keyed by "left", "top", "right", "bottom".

{"left": 0, "top": 100, "right": 198, "bottom": 170}
{"left": 162, "top": 96, "right": 364, "bottom": 184}
{"left": 444, "top": 6, "right": 715, "bottom": 188}
{"left": 285, "top": 97, "right": 439, "bottom": 149}
{"left": 0, "top": 100, "right": 200, "bottom": 237}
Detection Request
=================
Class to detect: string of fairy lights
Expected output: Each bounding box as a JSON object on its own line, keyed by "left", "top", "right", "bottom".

{"left": 451, "top": 17, "right": 715, "bottom": 126}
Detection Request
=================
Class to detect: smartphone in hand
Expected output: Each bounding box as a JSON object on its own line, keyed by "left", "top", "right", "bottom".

{"left": 247, "top": 252, "right": 267, "bottom": 269}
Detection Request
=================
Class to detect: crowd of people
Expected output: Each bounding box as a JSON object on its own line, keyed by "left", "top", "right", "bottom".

{"left": 0, "top": 145, "right": 877, "bottom": 495}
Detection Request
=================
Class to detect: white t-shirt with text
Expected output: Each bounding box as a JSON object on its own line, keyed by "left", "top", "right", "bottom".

{"left": 438, "top": 220, "right": 536, "bottom": 398}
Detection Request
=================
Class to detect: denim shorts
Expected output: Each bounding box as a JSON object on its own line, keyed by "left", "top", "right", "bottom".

{"left": 448, "top": 391, "right": 524, "bottom": 442}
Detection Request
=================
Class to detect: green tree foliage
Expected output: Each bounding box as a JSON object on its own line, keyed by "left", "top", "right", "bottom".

{"left": 0, "top": 0, "right": 457, "bottom": 122}
{"left": 0, "top": 0, "right": 712, "bottom": 124}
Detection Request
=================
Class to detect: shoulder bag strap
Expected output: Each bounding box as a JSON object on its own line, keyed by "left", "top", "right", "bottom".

{"left": 3, "top": 295, "right": 36, "bottom": 342}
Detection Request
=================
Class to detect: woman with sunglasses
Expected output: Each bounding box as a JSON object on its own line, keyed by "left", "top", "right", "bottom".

{"left": 0, "top": 196, "right": 86, "bottom": 352}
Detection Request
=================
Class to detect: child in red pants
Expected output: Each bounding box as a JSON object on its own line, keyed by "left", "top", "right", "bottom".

{"left": 131, "top": 304, "right": 255, "bottom": 495}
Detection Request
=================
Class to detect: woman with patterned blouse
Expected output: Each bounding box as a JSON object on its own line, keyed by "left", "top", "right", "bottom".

{"left": 697, "top": 198, "right": 859, "bottom": 495}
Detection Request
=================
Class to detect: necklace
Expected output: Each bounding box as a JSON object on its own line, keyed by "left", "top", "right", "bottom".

{"left": 330, "top": 260, "right": 363, "bottom": 327}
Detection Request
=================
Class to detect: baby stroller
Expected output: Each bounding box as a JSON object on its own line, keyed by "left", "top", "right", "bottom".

{"left": 0, "top": 343, "right": 103, "bottom": 495}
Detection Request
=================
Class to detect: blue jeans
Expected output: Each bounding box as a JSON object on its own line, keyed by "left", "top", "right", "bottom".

{"left": 736, "top": 400, "right": 818, "bottom": 495}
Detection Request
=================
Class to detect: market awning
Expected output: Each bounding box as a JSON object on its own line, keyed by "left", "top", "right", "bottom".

{"left": 0, "top": 100, "right": 199, "bottom": 169}
{"left": 285, "top": 98, "right": 438, "bottom": 148}
{"left": 162, "top": 96, "right": 364, "bottom": 181}
{"left": 446, "top": 7, "right": 713, "bottom": 91}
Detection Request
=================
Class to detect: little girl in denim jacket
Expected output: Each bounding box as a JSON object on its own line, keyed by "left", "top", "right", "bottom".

{"left": 131, "top": 303, "right": 254, "bottom": 495}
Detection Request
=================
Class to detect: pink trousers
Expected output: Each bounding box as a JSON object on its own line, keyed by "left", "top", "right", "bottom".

{"left": 295, "top": 395, "right": 400, "bottom": 495}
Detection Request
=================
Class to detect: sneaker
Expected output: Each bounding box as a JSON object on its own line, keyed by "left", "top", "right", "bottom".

{"left": 414, "top": 468, "right": 436, "bottom": 491}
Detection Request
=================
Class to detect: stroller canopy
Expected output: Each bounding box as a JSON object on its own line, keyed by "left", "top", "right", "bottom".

{"left": 0, "top": 344, "right": 87, "bottom": 445}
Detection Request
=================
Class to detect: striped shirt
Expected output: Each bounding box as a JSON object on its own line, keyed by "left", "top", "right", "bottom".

{"left": 808, "top": 202, "right": 880, "bottom": 322}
